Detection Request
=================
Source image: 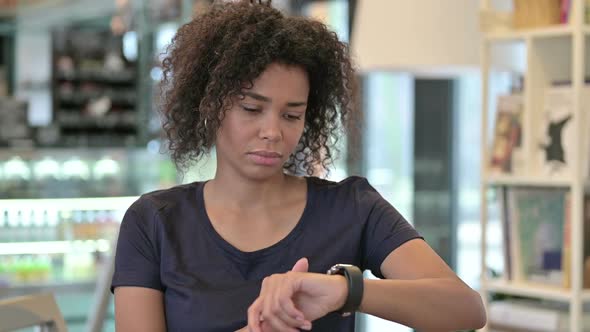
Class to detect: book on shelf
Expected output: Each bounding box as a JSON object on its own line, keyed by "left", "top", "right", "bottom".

{"left": 532, "top": 86, "right": 573, "bottom": 178}
{"left": 560, "top": 0, "right": 571, "bottom": 24}
{"left": 585, "top": 198, "right": 590, "bottom": 288}
{"left": 499, "top": 187, "right": 513, "bottom": 280}
{"left": 531, "top": 84, "right": 590, "bottom": 179}
{"left": 562, "top": 193, "right": 571, "bottom": 288}
{"left": 513, "top": 0, "right": 562, "bottom": 29}
{"left": 558, "top": 195, "right": 590, "bottom": 289}
{"left": 510, "top": 188, "right": 567, "bottom": 286}
{"left": 489, "top": 94, "right": 524, "bottom": 175}
{"left": 500, "top": 187, "right": 590, "bottom": 288}
{"left": 488, "top": 299, "right": 590, "bottom": 332}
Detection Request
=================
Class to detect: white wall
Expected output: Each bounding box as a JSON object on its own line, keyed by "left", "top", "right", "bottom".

{"left": 351, "top": 0, "right": 481, "bottom": 73}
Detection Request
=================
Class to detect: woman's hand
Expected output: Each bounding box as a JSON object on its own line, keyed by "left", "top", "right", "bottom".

{"left": 247, "top": 258, "right": 348, "bottom": 332}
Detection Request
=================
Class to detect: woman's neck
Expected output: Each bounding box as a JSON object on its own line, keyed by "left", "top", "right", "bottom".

{"left": 206, "top": 169, "right": 294, "bottom": 211}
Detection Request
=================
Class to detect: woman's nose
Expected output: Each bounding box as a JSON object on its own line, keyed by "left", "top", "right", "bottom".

{"left": 258, "top": 113, "right": 282, "bottom": 142}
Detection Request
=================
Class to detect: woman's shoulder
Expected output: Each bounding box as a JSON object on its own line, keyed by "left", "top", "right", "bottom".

{"left": 307, "top": 175, "right": 380, "bottom": 204}
{"left": 308, "top": 175, "right": 373, "bottom": 192}
{"left": 129, "top": 181, "right": 203, "bottom": 215}
{"left": 307, "top": 175, "right": 389, "bottom": 217}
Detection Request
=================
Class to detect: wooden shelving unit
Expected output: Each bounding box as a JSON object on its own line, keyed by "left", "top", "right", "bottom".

{"left": 479, "top": 0, "right": 590, "bottom": 331}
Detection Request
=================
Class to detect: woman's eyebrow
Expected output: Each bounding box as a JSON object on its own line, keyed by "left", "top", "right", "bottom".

{"left": 243, "top": 91, "right": 271, "bottom": 102}
{"left": 243, "top": 91, "right": 307, "bottom": 107}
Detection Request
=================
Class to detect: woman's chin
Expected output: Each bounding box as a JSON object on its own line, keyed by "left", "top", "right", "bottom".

{"left": 241, "top": 165, "right": 286, "bottom": 181}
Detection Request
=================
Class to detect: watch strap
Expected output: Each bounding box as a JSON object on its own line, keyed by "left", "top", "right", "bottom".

{"left": 327, "top": 264, "right": 364, "bottom": 317}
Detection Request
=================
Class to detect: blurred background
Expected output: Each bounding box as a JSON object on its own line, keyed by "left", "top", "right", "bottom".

{"left": 0, "top": 0, "right": 587, "bottom": 331}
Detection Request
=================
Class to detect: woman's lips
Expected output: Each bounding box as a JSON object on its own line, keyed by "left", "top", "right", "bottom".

{"left": 247, "top": 151, "right": 283, "bottom": 166}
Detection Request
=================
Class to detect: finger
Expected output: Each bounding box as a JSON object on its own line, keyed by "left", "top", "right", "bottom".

{"left": 290, "top": 257, "right": 309, "bottom": 272}
{"left": 272, "top": 288, "right": 305, "bottom": 328}
{"left": 247, "top": 298, "right": 263, "bottom": 332}
{"left": 276, "top": 303, "right": 312, "bottom": 331}
{"left": 263, "top": 314, "right": 300, "bottom": 332}
{"left": 278, "top": 296, "right": 312, "bottom": 329}
{"left": 273, "top": 273, "right": 312, "bottom": 330}
{"left": 259, "top": 274, "right": 311, "bottom": 331}
{"left": 260, "top": 277, "right": 285, "bottom": 331}
{"left": 260, "top": 320, "right": 299, "bottom": 332}
{"left": 261, "top": 276, "right": 298, "bottom": 331}
{"left": 273, "top": 274, "right": 299, "bottom": 317}
{"left": 277, "top": 297, "right": 305, "bottom": 322}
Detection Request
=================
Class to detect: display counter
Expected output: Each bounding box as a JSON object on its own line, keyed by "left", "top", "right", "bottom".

{"left": 0, "top": 147, "right": 179, "bottom": 331}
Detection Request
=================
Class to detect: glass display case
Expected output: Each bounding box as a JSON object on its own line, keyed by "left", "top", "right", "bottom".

{"left": 0, "top": 196, "right": 134, "bottom": 295}
{"left": 0, "top": 147, "right": 179, "bottom": 331}
{"left": 0, "top": 148, "right": 178, "bottom": 199}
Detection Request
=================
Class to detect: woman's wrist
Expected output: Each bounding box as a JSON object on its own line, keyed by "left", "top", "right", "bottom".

{"left": 330, "top": 274, "right": 349, "bottom": 312}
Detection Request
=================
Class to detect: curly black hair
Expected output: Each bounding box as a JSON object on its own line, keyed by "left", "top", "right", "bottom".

{"left": 160, "top": 0, "right": 357, "bottom": 176}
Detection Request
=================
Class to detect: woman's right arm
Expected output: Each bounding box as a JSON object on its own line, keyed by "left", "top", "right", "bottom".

{"left": 115, "top": 286, "right": 166, "bottom": 332}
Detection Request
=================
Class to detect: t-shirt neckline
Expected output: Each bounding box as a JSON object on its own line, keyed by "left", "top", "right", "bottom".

{"left": 195, "top": 177, "right": 315, "bottom": 262}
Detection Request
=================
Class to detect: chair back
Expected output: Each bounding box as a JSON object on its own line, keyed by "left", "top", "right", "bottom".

{"left": 0, "top": 293, "right": 67, "bottom": 332}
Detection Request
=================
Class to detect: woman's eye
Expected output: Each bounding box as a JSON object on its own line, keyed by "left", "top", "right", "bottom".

{"left": 285, "top": 114, "right": 302, "bottom": 121}
{"left": 242, "top": 106, "right": 260, "bottom": 113}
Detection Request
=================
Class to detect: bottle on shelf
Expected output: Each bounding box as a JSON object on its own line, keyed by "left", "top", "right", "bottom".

{"left": 7, "top": 210, "right": 23, "bottom": 242}
{"left": 46, "top": 209, "right": 59, "bottom": 242}
{"left": 85, "top": 209, "right": 96, "bottom": 239}
{"left": 58, "top": 209, "right": 73, "bottom": 241}
{"left": 31, "top": 209, "right": 44, "bottom": 242}
{"left": 0, "top": 256, "right": 11, "bottom": 287}
{"left": 63, "top": 245, "right": 96, "bottom": 281}
{"left": 0, "top": 210, "right": 8, "bottom": 242}
{"left": 20, "top": 209, "right": 32, "bottom": 242}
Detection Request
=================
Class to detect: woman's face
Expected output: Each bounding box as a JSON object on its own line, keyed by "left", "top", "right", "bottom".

{"left": 215, "top": 63, "right": 309, "bottom": 181}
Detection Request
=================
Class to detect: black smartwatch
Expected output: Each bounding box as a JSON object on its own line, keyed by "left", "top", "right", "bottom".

{"left": 326, "top": 264, "right": 364, "bottom": 317}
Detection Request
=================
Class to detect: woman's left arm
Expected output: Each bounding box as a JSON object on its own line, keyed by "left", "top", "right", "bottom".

{"left": 360, "top": 238, "right": 486, "bottom": 332}
{"left": 246, "top": 239, "right": 486, "bottom": 332}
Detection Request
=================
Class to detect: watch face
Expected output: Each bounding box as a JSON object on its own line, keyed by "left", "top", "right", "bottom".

{"left": 327, "top": 264, "right": 352, "bottom": 275}
{"left": 337, "top": 264, "right": 354, "bottom": 268}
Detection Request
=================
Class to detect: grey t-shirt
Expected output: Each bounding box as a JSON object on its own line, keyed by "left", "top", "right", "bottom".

{"left": 111, "top": 176, "right": 422, "bottom": 331}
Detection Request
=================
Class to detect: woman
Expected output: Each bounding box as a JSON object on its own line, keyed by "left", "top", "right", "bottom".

{"left": 111, "top": 1, "right": 487, "bottom": 331}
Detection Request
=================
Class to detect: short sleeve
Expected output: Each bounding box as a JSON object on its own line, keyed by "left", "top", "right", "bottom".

{"left": 111, "top": 202, "right": 163, "bottom": 292}
{"left": 358, "top": 180, "right": 423, "bottom": 279}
